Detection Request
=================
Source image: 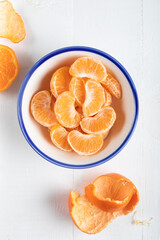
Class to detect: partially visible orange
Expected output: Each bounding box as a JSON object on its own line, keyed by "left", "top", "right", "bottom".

{"left": 67, "top": 130, "right": 103, "bottom": 155}
{"left": 50, "top": 124, "right": 72, "bottom": 152}
{"left": 80, "top": 107, "right": 116, "bottom": 134}
{"left": 50, "top": 66, "right": 71, "bottom": 98}
{"left": 69, "top": 77, "right": 85, "bottom": 106}
{"left": 101, "top": 73, "right": 122, "bottom": 99}
{"left": 54, "top": 91, "right": 81, "bottom": 128}
{"left": 0, "top": 0, "right": 26, "bottom": 43}
{"left": 83, "top": 80, "right": 105, "bottom": 117}
{"left": 69, "top": 57, "right": 107, "bottom": 82}
{"left": 31, "top": 90, "right": 57, "bottom": 127}
{"left": 0, "top": 45, "right": 19, "bottom": 92}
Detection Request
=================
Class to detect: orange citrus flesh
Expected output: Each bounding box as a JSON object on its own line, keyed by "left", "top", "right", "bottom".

{"left": 83, "top": 80, "right": 105, "bottom": 117}
{"left": 101, "top": 73, "right": 122, "bottom": 99}
{"left": 102, "top": 130, "right": 109, "bottom": 139}
{"left": 85, "top": 173, "right": 139, "bottom": 212}
{"left": 104, "top": 89, "right": 112, "bottom": 107}
{"left": 31, "top": 90, "right": 57, "bottom": 127}
{"left": 80, "top": 107, "right": 116, "bottom": 134}
{"left": 50, "top": 66, "right": 71, "bottom": 98}
{"left": 69, "top": 57, "right": 107, "bottom": 82}
{"left": 67, "top": 130, "right": 103, "bottom": 156}
{"left": 69, "top": 77, "right": 85, "bottom": 106}
{"left": 0, "top": 0, "right": 26, "bottom": 43}
{"left": 0, "top": 45, "right": 19, "bottom": 92}
{"left": 50, "top": 124, "right": 72, "bottom": 152}
{"left": 68, "top": 191, "right": 119, "bottom": 234}
{"left": 75, "top": 106, "right": 84, "bottom": 118}
{"left": 54, "top": 91, "right": 81, "bottom": 128}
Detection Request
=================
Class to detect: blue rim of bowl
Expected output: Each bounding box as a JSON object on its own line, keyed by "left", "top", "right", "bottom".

{"left": 17, "top": 46, "right": 139, "bottom": 169}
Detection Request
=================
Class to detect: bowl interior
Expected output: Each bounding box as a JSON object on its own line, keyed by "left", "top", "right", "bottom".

{"left": 21, "top": 50, "right": 136, "bottom": 167}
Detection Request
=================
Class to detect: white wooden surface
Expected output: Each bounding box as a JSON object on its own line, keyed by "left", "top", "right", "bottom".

{"left": 0, "top": 0, "right": 160, "bottom": 239}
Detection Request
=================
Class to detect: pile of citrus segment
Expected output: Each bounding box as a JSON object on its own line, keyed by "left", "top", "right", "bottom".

{"left": 31, "top": 56, "right": 122, "bottom": 156}
{"left": 69, "top": 173, "right": 139, "bottom": 234}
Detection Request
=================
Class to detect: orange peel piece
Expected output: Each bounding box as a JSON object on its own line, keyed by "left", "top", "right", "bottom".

{"left": 68, "top": 191, "right": 119, "bottom": 234}
{"left": 0, "top": 0, "right": 26, "bottom": 43}
{"left": 85, "top": 173, "right": 139, "bottom": 213}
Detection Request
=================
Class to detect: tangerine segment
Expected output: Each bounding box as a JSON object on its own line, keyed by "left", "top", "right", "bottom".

{"left": 0, "top": 0, "right": 26, "bottom": 43}
{"left": 54, "top": 91, "right": 81, "bottom": 128}
{"left": 102, "top": 130, "right": 109, "bottom": 139}
{"left": 50, "top": 66, "right": 71, "bottom": 98}
{"left": 68, "top": 191, "right": 118, "bottom": 234}
{"left": 101, "top": 73, "right": 122, "bottom": 99}
{"left": 104, "top": 89, "right": 112, "bottom": 107}
{"left": 31, "top": 90, "right": 57, "bottom": 127}
{"left": 85, "top": 173, "right": 139, "bottom": 212}
{"left": 83, "top": 80, "right": 105, "bottom": 117}
{"left": 69, "top": 57, "right": 107, "bottom": 82}
{"left": 50, "top": 124, "right": 72, "bottom": 152}
{"left": 67, "top": 130, "right": 103, "bottom": 156}
{"left": 80, "top": 107, "right": 116, "bottom": 134}
{"left": 69, "top": 77, "right": 85, "bottom": 106}
{"left": 0, "top": 45, "right": 19, "bottom": 92}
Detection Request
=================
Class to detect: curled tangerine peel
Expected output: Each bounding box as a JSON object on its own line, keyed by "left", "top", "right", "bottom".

{"left": 50, "top": 124, "right": 72, "bottom": 152}
{"left": 0, "top": 45, "right": 19, "bottom": 92}
{"left": 0, "top": 0, "right": 26, "bottom": 43}
{"left": 31, "top": 90, "right": 57, "bottom": 127}
{"left": 85, "top": 173, "right": 139, "bottom": 213}
{"left": 68, "top": 191, "right": 118, "bottom": 234}
{"left": 69, "top": 56, "right": 107, "bottom": 82}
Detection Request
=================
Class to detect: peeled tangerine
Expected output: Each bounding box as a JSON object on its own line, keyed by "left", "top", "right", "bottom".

{"left": 0, "top": 0, "right": 26, "bottom": 43}
{"left": 69, "top": 77, "right": 85, "bottom": 106}
{"left": 50, "top": 124, "right": 72, "bottom": 152}
{"left": 80, "top": 107, "right": 116, "bottom": 134}
{"left": 69, "top": 173, "right": 139, "bottom": 234}
{"left": 54, "top": 91, "right": 81, "bottom": 128}
{"left": 69, "top": 56, "right": 107, "bottom": 82}
{"left": 83, "top": 80, "right": 105, "bottom": 117}
{"left": 101, "top": 73, "right": 122, "bottom": 99}
{"left": 31, "top": 90, "right": 57, "bottom": 128}
{"left": 67, "top": 130, "right": 103, "bottom": 156}
{"left": 50, "top": 66, "right": 72, "bottom": 98}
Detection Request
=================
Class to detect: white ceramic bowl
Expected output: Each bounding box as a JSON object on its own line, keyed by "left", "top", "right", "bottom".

{"left": 17, "top": 46, "right": 138, "bottom": 169}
